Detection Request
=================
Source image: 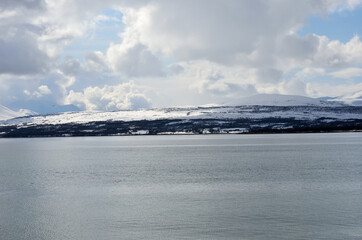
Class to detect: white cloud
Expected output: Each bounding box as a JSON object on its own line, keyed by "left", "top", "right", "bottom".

{"left": 294, "top": 68, "right": 326, "bottom": 79}
{"left": 23, "top": 85, "right": 52, "bottom": 98}
{"left": 1, "top": 0, "right": 362, "bottom": 112}
{"left": 279, "top": 79, "right": 307, "bottom": 96}
{"left": 64, "top": 82, "right": 151, "bottom": 110}
{"left": 330, "top": 67, "right": 362, "bottom": 78}
{"left": 312, "top": 35, "right": 362, "bottom": 69}
{"left": 38, "top": 85, "right": 52, "bottom": 95}
{"left": 327, "top": 0, "right": 362, "bottom": 11}
{"left": 116, "top": 0, "right": 362, "bottom": 67}
{"left": 119, "top": 0, "right": 320, "bottom": 64}
{"left": 307, "top": 82, "right": 362, "bottom": 97}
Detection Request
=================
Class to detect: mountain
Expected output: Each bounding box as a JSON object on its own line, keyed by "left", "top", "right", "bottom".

{"left": 0, "top": 104, "right": 23, "bottom": 121}
{"left": 1, "top": 94, "right": 361, "bottom": 137}
{"left": 329, "top": 91, "right": 362, "bottom": 106}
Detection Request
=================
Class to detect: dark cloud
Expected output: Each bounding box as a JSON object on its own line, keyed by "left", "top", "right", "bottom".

{"left": 256, "top": 68, "right": 283, "bottom": 84}
{"left": 61, "top": 57, "right": 81, "bottom": 75}
{"left": 167, "top": 63, "right": 184, "bottom": 75}
{"left": 278, "top": 34, "right": 319, "bottom": 60}
{"left": 107, "top": 43, "right": 164, "bottom": 77}
{"left": 0, "top": 32, "right": 49, "bottom": 75}
{"left": 0, "top": 0, "right": 45, "bottom": 10}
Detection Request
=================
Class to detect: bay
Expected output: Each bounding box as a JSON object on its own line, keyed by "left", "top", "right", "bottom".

{"left": 0, "top": 133, "right": 361, "bottom": 239}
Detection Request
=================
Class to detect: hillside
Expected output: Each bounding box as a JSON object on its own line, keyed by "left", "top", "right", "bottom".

{"left": 0, "top": 105, "right": 22, "bottom": 121}
{"left": 1, "top": 94, "right": 361, "bottom": 137}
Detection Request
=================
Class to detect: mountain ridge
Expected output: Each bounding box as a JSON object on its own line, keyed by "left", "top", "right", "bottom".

{"left": 1, "top": 94, "right": 361, "bottom": 137}
{"left": 0, "top": 105, "right": 23, "bottom": 121}
{"left": 229, "top": 94, "right": 345, "bottom": 106}
{"left": 0, "top": 94, "right": 348, "bottom": 122}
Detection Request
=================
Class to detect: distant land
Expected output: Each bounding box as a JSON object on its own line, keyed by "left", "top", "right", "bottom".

{"left": 1, "top": 94, "right": 362, "bottom": 138}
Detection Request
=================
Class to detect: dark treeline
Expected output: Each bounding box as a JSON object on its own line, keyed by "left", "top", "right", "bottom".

{"left": 1, "top": 117, "right": 362, "bottom": 138}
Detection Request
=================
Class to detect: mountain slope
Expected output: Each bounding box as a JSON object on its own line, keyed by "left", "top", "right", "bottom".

{"left": 1, "top": 105, "right": 361, "bottom": 137}
{"left": 331, "top": 91, "right": 362, "bottom": 106}
{"left": 0, "top": 104, "right": 22, "bottom": 121}
{"left": 1, "top": 94, "right": 361, "bottom": 137}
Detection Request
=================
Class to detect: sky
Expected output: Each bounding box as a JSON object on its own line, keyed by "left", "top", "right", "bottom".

{"left": 1, "top": 0, "right": 362, "bottom": 113}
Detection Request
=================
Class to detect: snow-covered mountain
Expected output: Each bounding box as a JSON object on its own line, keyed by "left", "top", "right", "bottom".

{"left": 0, "top": 104, "right": 36, "bottom": 121}
{"left": 0, "top": 94, "right": 355, "bottom": 126}
{"left": 0, "top": 105, "right": 23, "bottom": 121}
{"left": 328, "top": 91, "right": 362, "bottom": 106}
{"left": 1, "top": 94, "right": 361, "bottom": 137}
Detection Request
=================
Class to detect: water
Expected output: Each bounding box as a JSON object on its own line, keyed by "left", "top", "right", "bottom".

{"left": 0, "top": 133, "right": 361, "bottom": 240}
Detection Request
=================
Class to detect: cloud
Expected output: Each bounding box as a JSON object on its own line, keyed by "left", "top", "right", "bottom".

{"left": 107, "top": 42, "right": 163, "bottom": 77}
{"left": 0, "top": 0, "right": 45, "bottom": 9}
{"left": 256, "top": 68, "right": 283, "bottom": 84}
{"left": 84, "top": 51, "right": 107, "bottom": 72}
{"left": 278, "top": 34, "right": 320, "bottom": 61}
{"left": 311, "top": 35, "right": 362, "bottom": 69}
{"left": 307, "top": 82, "right": 362, "bottom": 98}
{"left": 294, "top": 68, "right": 326, "bottom": 79}
{"left": 60, "top": 57, "right": 81, "bottom": 76}
{"left": 330, "top": 67, "right": 362, "bottom": 78}
{"left": 167, "top": 63, "right": 184, "bottom": 75}
{"left": 38, "top": 85, "right": 52, "bottom": 95}
{"left": 1, "top": 0, "right": 362, "bottom": 112}
{"left": 0, "top": 32, "right": 50, "bottom": 75}
{"left": 64, "top": 82, "right": 151, "bottom": 110}
{"left": 118, "top": 0, "right": 356, "bottom": 66}
{"left": 23, "top": 85, "right": 52, "bottom": 98}
{"left": 279, "top": 79, "right": 307, "bottom": 96}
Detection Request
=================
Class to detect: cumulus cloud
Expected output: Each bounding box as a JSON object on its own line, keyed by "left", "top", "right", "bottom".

{"left": 1, "top": 0, "right": 362, "bottom": 112}
{"left": 64, "top": 82, "right": 151, "bottom": 110}
{"left": 117, "top": 0, "right": 357, "bottom": 66}
{"left": 107, "top": 42, "right": 163, "bottom": 77}
{"left": 24, "top": 85, "right": 52, "bottom": 98}
{"left": 38, "top": 85, "right": 52, "bottom": 95}
{"left": 312, "top": 35, "right": 362, "bottom": 69}
{"left": 84, "top": 51, "right": 107, "bottom": 72}
{"left": 280, "top": 79, "right": 307, "bottom": 96}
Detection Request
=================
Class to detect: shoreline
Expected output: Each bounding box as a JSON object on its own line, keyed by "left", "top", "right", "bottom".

{"left": 1, "top": 128, "right": 361, "bottom": 139}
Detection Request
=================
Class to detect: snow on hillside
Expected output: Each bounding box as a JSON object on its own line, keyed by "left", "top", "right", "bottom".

{"left": 231, "top": 94, "right": 344, "bottom": 106}
{"left": 0, "top": 105, "right": 22, "bottom": 121}
{"left": 0, "top": 104, "right": 37, "bottom": 121}
{"left": 1, "top": 105, "right": 361, "bottom": 127}
{"left": 0, "top": 94, "right": 358, "bottom": 126}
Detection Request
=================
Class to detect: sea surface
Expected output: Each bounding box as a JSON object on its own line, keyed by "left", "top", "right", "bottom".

{"left": 0, "top": 133, "right": 361, "bottom": 240}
